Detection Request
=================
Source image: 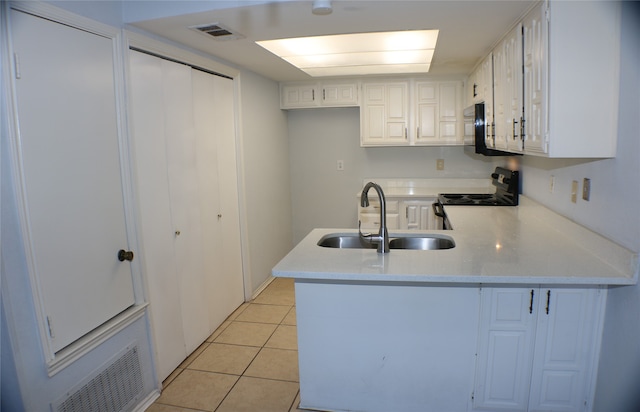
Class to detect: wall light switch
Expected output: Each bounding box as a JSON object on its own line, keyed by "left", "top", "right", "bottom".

{"left": 337, "top": 160, "right": 344, "bottom": 171}
{"left": 582, "top": 178, "right": 591, "bottom": 201}
{"left": 436, "top": 159, "right": 445, "bottom": 171}
{"left": 571, "top": 180, "right": 578, "bottom": 203}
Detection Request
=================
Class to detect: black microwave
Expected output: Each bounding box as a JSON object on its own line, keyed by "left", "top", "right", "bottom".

{"left": 464, "top": 103, "right": 520, "bottom": 157}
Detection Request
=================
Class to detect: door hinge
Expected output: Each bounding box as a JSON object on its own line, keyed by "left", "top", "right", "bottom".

{"left": 13, "top": 53, "right": 21, "bottom": 79}
{"left": 46, "top": 316, "right": 55, "bottom": 338}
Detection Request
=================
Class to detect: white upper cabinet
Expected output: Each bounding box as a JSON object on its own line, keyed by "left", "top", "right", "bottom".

{"left": 476, "top": 0, "right": 620, "bottom": 158}
{"left": 361, "top": 78, "right": 464, "bottom": 146}
{"left": 361, "top": 81, "right": 410, "bottom": 145}
{"left": 523, "top": 1, "right": 620, "bottom": 157}
{"left": 468, "top": 53, "right": 493, "bottom": 107}
{"left": 492, "top": 24, "right": 523, "bottom": 152}
{"left": 415, "top": 82, "right": 438, "bottom": 143}
{"left": 522, "top": 3, "right": 546, "bottom": 155}
{"left": 280, "top": 81, "right": 359, "bottom": 109}
{"left": 504, "top": 23, "right": 524, "bottom": 153}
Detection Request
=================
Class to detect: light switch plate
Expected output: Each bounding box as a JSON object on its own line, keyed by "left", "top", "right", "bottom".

{"left": 436, "top": 159, "right": 444, "bottom": 170}
{"left": 337, "top": 160, "right": 344, "bottom": 171}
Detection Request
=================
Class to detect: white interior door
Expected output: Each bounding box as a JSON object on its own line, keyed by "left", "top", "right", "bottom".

{"left": 11, "top": 10, "right": 135, "bottom": 353}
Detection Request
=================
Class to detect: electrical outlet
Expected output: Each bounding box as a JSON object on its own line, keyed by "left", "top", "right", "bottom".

{"left": 337, "top": 160, "right": 344, "bottom": 171}
{"left": 571, "top": 180, "right": 578, "bottom": 203}
{"left": 549, "top": 175, "right": 555, "bottom": 193}
{"left": 582, "top": 178, "right": 591, "bottom": 201}
{"left": 436, "top": 159, "right": 445, "bottom": 170}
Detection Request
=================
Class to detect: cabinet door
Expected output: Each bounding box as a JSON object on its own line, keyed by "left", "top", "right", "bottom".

{"left": 439, "top": 82, "right": 462, "bottom": 142}
{"left": 528, "top": 288, "right": 604, "bottom": 412}
{"left": 481, "top": 54, "right": 495, "bottom": 148}
{"left": 492, "top": 40, "right": 508, "bottom": 150}
{"left": 474, "top": 287, "right": 538, "bottom": 411}
{"left": 281, "top": 84, "right": 317, "bottom": 108}
{"left": 361, "top": 82, "right": 409, "bottom": 145}
{"left": 415, "top": 82, "right": 438, "bottom": 143}
{"left": 322, "top": 83, "right": 358, "bottom": 106}
{"left": 402, "top": 201, "right": 434, "bottom": 230}
{"left": 12, "top": 9, "right": 135, "bottom": 354}
{"left": 505, "top": 24, "right": 524, "bottom": 152}
{"left": 523, "top": 3, "right": 548, "bottom": 155}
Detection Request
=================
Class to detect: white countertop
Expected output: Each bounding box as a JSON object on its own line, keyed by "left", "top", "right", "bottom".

{"left": 272, "top": 197, "right": 638, "bottom": 285}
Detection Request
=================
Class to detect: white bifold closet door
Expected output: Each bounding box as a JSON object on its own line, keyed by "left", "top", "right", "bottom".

{"left": 129, "top": 50, "right": 244, "bottom": 381}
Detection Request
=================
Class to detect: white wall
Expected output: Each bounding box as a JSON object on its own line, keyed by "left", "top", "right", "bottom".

{"left": 517, "top": 3, "right": 640, "bottom": 410}
{"left": 287, "top": 107, "right": 502, "bottom": 243}
{"left": 238, "top": 69, "right": 293, "bottom": 295}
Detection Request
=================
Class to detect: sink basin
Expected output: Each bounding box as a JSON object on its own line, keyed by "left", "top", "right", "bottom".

{"left": 317, "top": 234, "right": 455, "bottom": 250}
{"left": 317, "top": 234, "right": 377, "bottom": 249}
{"left": 388, "top": 236, "right": 455, "bottom": 250}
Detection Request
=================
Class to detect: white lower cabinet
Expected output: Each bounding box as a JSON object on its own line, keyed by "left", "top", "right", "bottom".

{"left": 358, "top": 198, "right": 436, "bottom": 231}
{"left": 473, "top": 286, "right": 606, "bottom": 412}
{"left": 400, "top": 200, "right": 436, "bottom": 230}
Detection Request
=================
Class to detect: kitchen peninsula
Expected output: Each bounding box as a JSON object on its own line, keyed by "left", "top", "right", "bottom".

{"left": 272, "top": 197, "right": 637, "bottom": 412}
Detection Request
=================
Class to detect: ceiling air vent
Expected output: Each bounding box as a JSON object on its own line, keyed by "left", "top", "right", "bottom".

{"left": 190, "top": 23, "right": 244, "bottom": 41}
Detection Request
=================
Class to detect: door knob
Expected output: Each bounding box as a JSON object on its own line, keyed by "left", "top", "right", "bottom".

{"left": 118, "top": 249, "right": 134, "bottom": 262}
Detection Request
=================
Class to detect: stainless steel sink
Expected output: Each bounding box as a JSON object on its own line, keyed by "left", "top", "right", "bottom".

{"left": 388, "top": 236, "right": 455, "bottom": 250}
{"left": 317, "top": 234, "right": 455, "bottom": 250}
{"left": 317, "top": 234, "right": 377, "bottom": 249}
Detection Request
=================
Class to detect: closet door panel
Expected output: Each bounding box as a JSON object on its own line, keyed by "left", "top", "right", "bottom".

{"left": 191, "top": 70, "right": 224, "bottom": 330}
{"left": 129, "top": 51, "right": 186, "bottom": 380}
{"left": 210, "top": 74, "right": 245, "bottom": 325}
{"left": 161, "top": 61, "right": 210, "bottom": 354}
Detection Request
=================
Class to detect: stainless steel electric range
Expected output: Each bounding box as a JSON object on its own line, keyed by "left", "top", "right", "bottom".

{"left": 438, "top": 167, "right": 520, "bottom": 207}
{"left": 433, "top": 167, "right": 520, "bottom": 229}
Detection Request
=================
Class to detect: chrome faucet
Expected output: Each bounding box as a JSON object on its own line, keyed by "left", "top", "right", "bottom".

{"left": 359, "top": 182, "right": 390, "bottom": 253}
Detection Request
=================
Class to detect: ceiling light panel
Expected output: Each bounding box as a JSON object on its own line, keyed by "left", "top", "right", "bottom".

{"left": 256, "top": 30, "right": 439, "bottom": 77}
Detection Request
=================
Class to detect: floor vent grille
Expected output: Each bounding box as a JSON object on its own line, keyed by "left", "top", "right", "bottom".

{"left": 53, "top": 344, "right": 143, "bottom": 412}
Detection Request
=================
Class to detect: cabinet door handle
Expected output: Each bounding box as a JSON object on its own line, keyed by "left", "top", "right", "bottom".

{"left": 312, "top": 89, "right": 315, "bottom": 101}
{"left": 520, "top": 116, "right": 525, "bottom": 141}
{"left": 546, "top": 290, "right": 551, "bottom": 315}
{"left": 512, "top": 119, "right": 519, "bottom": 139}
{"left": 405, "top": 128, "right": 408, "bottom": 140}
{"left": 529, "top": 289, "right": 534, "bottom": 314}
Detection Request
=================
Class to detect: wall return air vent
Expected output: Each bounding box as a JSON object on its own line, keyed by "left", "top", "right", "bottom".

{"left": 190, "top": 23, "right": 245, "bottom": 41}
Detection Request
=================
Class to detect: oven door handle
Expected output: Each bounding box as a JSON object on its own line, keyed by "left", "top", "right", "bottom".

{"left": 432, "top": 201, "right": 446, "bottom": 218}
{"left": 433, "top": 201, "right": 451, "bottom": 230}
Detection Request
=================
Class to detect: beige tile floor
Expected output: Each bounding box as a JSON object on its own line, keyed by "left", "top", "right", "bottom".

{"left": 147, "top": 277, "right": 306, "bottom": 412}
